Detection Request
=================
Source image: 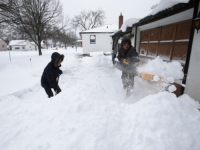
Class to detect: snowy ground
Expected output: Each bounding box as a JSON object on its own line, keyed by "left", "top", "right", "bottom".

{"left": 0, "top": 48, "right": 200, "bottom": 150}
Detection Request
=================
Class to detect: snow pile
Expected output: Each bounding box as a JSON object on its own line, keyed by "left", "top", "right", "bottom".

{"left": 1, "top": 90, "right": 200, "bottom": 149}
{"left": 150, "top": 0, "right": 189, "bottom": 15}
{"left": 137, "top": 56, "right": 184, "bottom": 81}
{"left": 82, "top": 54, "right": 112, "bottom": 67}
{"left": 120, "top": 18, "right": 139, "bottom": 32}
{"left": 1, "top": 48, "right": 200, "bottom": 150}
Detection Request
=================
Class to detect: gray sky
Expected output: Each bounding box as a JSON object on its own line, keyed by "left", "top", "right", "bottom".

{"left": 60, "top": 0, "right": 161, "bottom": 35}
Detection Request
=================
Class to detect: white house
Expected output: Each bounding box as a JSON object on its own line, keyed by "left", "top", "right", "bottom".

{"left": 80, "top": 25, "right": 118, "bottom": 54}
{"left": 31, "top": 42, "right": 37, "bottom": 51}
{"left": 9, "top": 40, "right": 35, "bottom": 51}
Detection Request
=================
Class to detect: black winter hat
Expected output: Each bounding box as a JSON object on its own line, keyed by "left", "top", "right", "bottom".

{"left": 121, "top": 37, "right": 131, "bottom": 48}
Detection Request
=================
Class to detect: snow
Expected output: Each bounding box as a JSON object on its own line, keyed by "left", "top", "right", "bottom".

{"left": 137, "top": 56, "right": 184, "bottom": 81}
{"left": 120, "top": 18, "right": 139, "bottom": 32}
{"left": 153, "top": 75, "right": 160, "bottom": 81}
{"left": 9, "top": 40, "right": 27, "bottom": 46}
{"left": 0, "top": 48, "right": 200, "bottom": 150}
{"left": 168, "top": 85, "right": 177, "bottom": 92}
{"left": 150, "top": 0, "right": 190, "bottom": 15}
{"left": 167, "top": 77, "right": 175, "bottom": 83}
{"left": 81, "top": 25, "right": 118, "bottom": 33}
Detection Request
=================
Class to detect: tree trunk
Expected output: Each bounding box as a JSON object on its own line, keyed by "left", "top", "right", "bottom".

{"left": 38, "top": 36, "right": 42, "bottom": 55}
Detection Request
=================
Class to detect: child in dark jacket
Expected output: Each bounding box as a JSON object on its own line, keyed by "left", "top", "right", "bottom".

{"left": 41, "top": 52, "right": 64, "bottom": 98}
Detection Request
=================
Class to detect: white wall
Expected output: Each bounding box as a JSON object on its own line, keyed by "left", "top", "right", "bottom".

{"left": 25, "top": 41, "right": 35, "bottom": 51}
{"left": 184, "top": 4, "right": 200, "bottom": 101}
{"left": 82, "top": 33, "right": 112, "bottom": 54}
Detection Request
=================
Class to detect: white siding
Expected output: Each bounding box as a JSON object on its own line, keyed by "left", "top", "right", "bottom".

{"left": 25, "top": 41, "right": 35, "bottom": 51}
{"left": 82, "top": 33, "right": 112, "bottom": 54}
{"left": 11, "top": 41, "right": 35, "bottom": 51}
{"left": 184, "top": 4, "right": 200, "bottom": 101}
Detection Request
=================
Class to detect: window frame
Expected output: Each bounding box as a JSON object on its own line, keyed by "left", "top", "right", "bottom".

{"left": 90, "top": 35, "right": 96, "bottom": 44}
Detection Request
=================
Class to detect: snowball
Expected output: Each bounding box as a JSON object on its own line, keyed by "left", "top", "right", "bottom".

{"left": 153, "top": 75, "right": 160, "bottom": 82}
{"left": 168, "top": 85, "right": 177, "bottom": 93}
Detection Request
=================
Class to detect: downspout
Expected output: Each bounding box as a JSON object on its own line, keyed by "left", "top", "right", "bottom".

{"left": 181, "top": 0, "right": 200, "bottom": 94}
{"left": 134, "top": 26, "right": 138, "bottom": 48}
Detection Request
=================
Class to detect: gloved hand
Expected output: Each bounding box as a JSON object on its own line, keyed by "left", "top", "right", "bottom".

{"left": 123, "top": 59, "right": 130, "bottom": 65}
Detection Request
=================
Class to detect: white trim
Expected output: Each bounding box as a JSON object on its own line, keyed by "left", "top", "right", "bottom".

{"left": 174, "top": 39, "right": 189, "bottom": 42}
{"left": 160, "top": 40, "right": 173, "bottom": 43}
{"left": 149, "top": 41, "right": 159, "bottom": 43}
{"left": 138, "top": 9, "right": 193, "bottom": 31}
{"left": 141, "top": 41, "right": 148, "bottom": 43}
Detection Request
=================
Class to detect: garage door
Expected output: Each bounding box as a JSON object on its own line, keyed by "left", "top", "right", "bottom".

{"left": 139, "top": 19, "right": 192, "bottom": 96}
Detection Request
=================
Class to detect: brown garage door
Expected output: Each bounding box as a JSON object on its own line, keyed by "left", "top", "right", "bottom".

{"left": 139, "top": 19, "right": 192, "bottom": 96}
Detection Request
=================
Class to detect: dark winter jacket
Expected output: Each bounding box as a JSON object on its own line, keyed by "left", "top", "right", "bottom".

{"left": 41, "top": 52, "right": 64, "bottom": 89}
{"left": 117, "top": 37, "right": 139, "bottom": 73}
{"left": 117, "top": 37, "right": 138, "bottom": 63}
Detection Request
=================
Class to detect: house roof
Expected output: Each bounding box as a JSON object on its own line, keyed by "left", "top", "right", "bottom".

{"left": 9, "top": 40, "right": 28, "bottom": 46}
{"left": 0, "top": 39, "right": 7, "bottom": 45}
{"left": 80, "top": 25, "right": 118, "bottom": 34}
{"left": 111, "top": 0, "right": 195, "bottom": 37}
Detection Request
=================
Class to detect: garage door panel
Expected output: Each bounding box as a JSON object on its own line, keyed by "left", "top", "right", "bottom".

{"left": 141, "top": 30, "right": 149, "bottom": 42}
{"left": 149, "top": 28, "right": 160, "bottom": 41}
{"left": 172, "top": 42, "right": 188, "bottom": 61}
{"left": 158, "top": 43, "right": 173, "bottom": 60}
{"left": 147, "top": 43, "right": 158, "bottom": 57}
{"left": 140, "top": 43, "right": 148, "bottom": 56}
{"left": 175, "top": 20, "right": 192, "bottom": 40}
{"left": 160, "top": 24, "right": 176, "bottom": 41}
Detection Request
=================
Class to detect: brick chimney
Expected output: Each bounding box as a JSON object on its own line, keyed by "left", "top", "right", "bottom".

{"left": 119, "top": 13, "right": 123, "bottom": 29}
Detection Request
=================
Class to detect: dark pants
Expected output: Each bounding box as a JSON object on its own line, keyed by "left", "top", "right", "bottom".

{"left": 44, "top": 85, "right": 61, "bottom": 98}
{"left": 112, "top": 53, "right": 116, "bottom": 64}
{"left": 121, "top": 71, "right": 135, "bottom": 88}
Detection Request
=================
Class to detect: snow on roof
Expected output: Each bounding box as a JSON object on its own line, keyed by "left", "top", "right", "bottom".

{"left": 114, "top": 0, "right": 190, "bottom": 34}
{"left": 120, "top": 18, "right": 139, "bottom": 32}
{"left": 81, "top": 25, "right": 118, "bottom": 33}
{"left": 9, "top": 40, "right": 27, "bottom": 46}
{"left": 31, "top": 42, "right": 36, "bottom": 45}
{"left": 150, "top": 0, "right": 189, "bottom": 15}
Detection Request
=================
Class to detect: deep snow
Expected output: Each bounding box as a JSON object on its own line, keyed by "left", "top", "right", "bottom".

{"left": 0, "top": 48, "right": 200, "bottom": 150}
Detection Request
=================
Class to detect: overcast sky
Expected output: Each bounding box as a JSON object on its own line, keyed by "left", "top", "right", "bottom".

{"left": 60, "top": 0, "right": 161, "bottom": 35}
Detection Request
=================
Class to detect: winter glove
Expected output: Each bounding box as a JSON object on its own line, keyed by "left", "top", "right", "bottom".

{"left": 123, "top": 59, "right": 130, "bottom": 65}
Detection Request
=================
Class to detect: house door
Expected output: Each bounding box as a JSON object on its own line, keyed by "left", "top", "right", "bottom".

{"left": 139, "top": 19, "right": 192, "bottom": 96}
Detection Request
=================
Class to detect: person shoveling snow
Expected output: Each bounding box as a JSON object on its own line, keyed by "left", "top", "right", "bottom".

{"left": 114, "top": 37, "right": 139, "bottom": 97}
{"left": 41, "top": 52, "right": 64, "bottom": 98}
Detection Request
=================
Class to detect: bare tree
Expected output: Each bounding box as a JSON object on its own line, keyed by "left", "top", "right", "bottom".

{"left": 0, "top": 0, "right": 67, "bottom": 55}
{"left": 71, "top": 9, "right": 106, "bottom": 31}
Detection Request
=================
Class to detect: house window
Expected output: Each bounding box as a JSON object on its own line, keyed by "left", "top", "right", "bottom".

{"left": 2, "top": 45, "right": 4, "bottom": 48}
{"left": 22, "top": 47, "right": 25, "bottom": 49}
{"left": 15, "top": 47, "right": 20, "bottom": 49}
{"left": 90, "top": 35, "right": 96, "bottom": 44}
